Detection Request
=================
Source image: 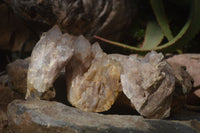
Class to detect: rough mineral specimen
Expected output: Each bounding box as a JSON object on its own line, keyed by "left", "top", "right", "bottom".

{"left": 26, "top": 25, "right": 74, "bottom": 100}
{"left": 66, "top": 42, "right": 122, "bottom": 112}
{"left": 121, "top": 51, "right": 175, "bottom": 119}
{"left": 25, "top": 24, "right": 176, "bottom": 118}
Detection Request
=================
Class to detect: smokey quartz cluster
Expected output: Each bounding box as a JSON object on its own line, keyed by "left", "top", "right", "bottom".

{"left": 26, "top": 25, "right": 176, "bottom": 119}
{"left": 66, "top": 42, "right": 122, "bottom": 112}
{"left": 26, "top": 25, "right": 74, "bottom": 99}
{"left": 120, "top": 52, "right": 175, "bottom": 119}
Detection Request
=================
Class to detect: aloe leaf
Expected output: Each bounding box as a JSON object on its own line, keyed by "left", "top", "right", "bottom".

{"left": 150, "top": 0, "right": 173, "bottom": 41}
{"left": 94, "top": 35, "right": 142, "bottom": 51}
{"left": 94, "top": 35, "right": 149, "bottom": 54}
{"left": 94, "top": 0, "right": 200, "bottom": 54}
{"left": 155, "top": 0, "right": 200, "bottom": 52}
{"left": 142, "top": 21, "right": 164, "bottom": 49}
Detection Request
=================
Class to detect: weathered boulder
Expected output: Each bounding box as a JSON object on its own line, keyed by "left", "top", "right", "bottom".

{"left": 120, "top": 51, "right": 175, "bottom": 119}
{"left": 66, "top": 42, "right": 122, "bottom": 112}
{"left": 7, "top": 99, "right": 200, "bottom": 133}
{"left": 26, "top": 25, "right": 74, "bottom": 100}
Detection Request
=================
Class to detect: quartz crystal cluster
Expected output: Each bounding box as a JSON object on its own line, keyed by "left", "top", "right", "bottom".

{"left": 66, "top": 42, "right": 122, "bottom": 112}
{"left": 27, "top": 25, "right": 176, "bottom": 119}
{"left": 120, "top": 52, "right": 175, "bottom": 119}
{"left": 26, "top": 25, "right": 74, "bottom": 99}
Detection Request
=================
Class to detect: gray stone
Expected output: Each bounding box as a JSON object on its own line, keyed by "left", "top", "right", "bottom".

{"left": 26, "top": 25, "right": 74, "bottom": 100}
{"left": 7, "top": 99, "right": 200, "bottom": 133}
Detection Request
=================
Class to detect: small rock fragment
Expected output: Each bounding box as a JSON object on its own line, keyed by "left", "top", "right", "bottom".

{"left": 26, "top": 25, "right": 74, "bottom": 100}
{"left": 7, "top": 58, "right": 30, "bottom": 95}
{"left": 66, "top": 43, "right": 122, "bottom": 112}
{"left": 121, "top": 51, "right": 175, "bottom": 119}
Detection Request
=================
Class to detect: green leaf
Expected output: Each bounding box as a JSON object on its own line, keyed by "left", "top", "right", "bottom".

{"left": 150, "top": 0, "right": 173, "bottom": 41}
{"left": 156, "top": 0, "right": 200, "bottom": 52}
{"left": 94, "top": 0, "right": 200, "bottom": 54}
{"left": 94, "top": 35, "right": 143, "bottom": 51}
{"left": 142, "top": 21, "right": 164, "bottom": 49}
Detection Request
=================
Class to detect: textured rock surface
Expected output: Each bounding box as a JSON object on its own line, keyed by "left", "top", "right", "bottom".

{"left": 66, "top": 42, "right": 122, "bottom": 112}
{"left": 167, "top": 54, "right": 200, "bottom": 105}
{"left": 7, "top": 58, "right": 30, "bottom": 95}
{"left": 121, "top": 51, "right": 175, "bottom": 119}
{"left": 26, "top": 25, "right": 74, "bottom": 100}
{"left": 7, "top": 100, "right": 200, "bottom": 133}
{"left": 167, "top": 54, "right": 200, "bottom": 87}
{"left": 4, "top": 0, "right": 137, "bottom": 41}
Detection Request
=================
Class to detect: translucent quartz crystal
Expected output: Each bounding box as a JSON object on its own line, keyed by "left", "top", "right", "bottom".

{"left": 26, "top": 25, "right": 74, "bottom": 99}
{"left": 121, "top": 51, "right": 175, "bottom": 119}
{"left": 66, "top": 43, "right": 122, "bottom": 112}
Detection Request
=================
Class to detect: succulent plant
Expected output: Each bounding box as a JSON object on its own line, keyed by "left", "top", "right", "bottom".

{"left": 95, "top": 0, "right": 200, "bottom": 54}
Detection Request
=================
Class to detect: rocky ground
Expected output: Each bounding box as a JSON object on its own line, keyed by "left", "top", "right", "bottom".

{"left": 1, "top": 54, "right": 200, "bottom": 133}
